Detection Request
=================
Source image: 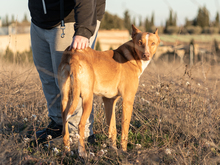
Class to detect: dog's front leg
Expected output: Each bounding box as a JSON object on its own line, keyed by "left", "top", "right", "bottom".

{"left": 121, "top": 98, "right": 135, "bottom": 151}
{"left": 103, "top": 96, "right": 120, "bottom": 149}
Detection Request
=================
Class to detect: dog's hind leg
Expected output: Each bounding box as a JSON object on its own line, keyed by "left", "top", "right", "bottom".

{"left": 78, "top": 92, "right": 94, "bottom": 157}
{"left": 103, "top": 96, "right": 120, "bottom": 149}
{"left": 58, "top": 64, "right": 71, "bottom": 152}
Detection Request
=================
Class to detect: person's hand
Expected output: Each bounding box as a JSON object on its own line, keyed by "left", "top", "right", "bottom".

{"left": 69, "top": 35, "right": 89, "bottom": 50}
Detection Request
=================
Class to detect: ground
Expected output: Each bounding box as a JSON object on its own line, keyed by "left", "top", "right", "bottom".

{"left": 0, "top": 59, "right": 220, "bottom": 164}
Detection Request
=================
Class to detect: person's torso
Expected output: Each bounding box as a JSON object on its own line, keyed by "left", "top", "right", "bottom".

{"left": 28, "top": 0, "right": 75, "bottom": 29}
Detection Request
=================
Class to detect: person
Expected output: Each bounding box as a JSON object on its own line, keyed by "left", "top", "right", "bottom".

{"left": 28, "top": 0, "right": 106, "bottom": 144}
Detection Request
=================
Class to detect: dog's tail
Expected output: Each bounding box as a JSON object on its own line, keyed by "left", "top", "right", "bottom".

{"left": 65, "top": 59, "right": 81, "bottom": 121}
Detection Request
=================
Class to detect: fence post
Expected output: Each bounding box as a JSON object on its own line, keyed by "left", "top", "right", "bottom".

{"left": 190, "top": 44, "right": 193, "bottom": 67}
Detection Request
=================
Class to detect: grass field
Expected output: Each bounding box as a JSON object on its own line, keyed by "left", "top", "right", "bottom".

{"left": 0, "top": 59, "right": 220, "bottom": 164}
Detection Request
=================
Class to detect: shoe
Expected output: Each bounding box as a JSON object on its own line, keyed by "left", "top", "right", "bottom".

{"left": 30, "top": 118, "right": 63, "bottom": 146}
{"left": 87, "top": 134, "right": 96, "bottom": 145}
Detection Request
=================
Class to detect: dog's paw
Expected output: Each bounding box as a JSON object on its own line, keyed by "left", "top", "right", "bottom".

{"left": 64, "top": 145, "right": 71, "bottom": 152}
{"left": 78, "top": 142, "right": 87, "bottom": 158}
{"left": 78, "top": 148, "right": 87, "bottom": 158}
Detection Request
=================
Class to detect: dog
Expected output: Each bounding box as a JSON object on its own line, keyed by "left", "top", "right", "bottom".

{"left": 58, "top": 25, "right": 160, "bottom": 157}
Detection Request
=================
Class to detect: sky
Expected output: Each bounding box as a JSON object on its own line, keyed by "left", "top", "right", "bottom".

{"left": 0, "top": 0, "right": 219, "bottom": 26}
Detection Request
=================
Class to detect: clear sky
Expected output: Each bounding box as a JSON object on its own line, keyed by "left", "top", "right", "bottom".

{"left": 0, "top": 0, "right": 218, "bottom": 26}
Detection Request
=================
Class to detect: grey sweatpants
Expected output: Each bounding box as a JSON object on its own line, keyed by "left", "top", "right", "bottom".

{"left": 31, "top": 21, "right": 100, "bottom": 138}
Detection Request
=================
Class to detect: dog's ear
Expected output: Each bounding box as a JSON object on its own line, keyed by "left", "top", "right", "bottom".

{"left": 154, "top": 28, "right": 159, "bottom": 36}
{"left": 154, "top": 28, "right": 161, "bottom": 44}
{"left": 132, "top": 24, "right": 141, "bottom": 38}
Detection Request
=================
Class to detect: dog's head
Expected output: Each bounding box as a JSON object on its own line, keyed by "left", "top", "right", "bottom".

{"left": 132, "top": 25, "right": 160, "bottom": 61}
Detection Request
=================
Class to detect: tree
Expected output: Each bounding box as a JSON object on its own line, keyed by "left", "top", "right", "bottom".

{"left": 5, "top": 14, "right": 9, "bottom": 26}
{"left": 22, "top": 13, "right": 29, "bottom": 22}
{"left": 165, "top": 9, "right": 177, "bottom": 28}
{"left": 144, "top": 17, "right": 151, "bottom": 32}
{"left": 168, "top": 10, "right": 173, "bottom": 26}
{"left": 124, "top": 10, "right": 131, "bottom": 32}
{"left": 196, "top": 6, "right": 209, "bottom": 27}
{"left": 173, "top": 13, "right": 177, "bottom": 26}
{"left": 132, "top": 17, "right": 136, "bottom": 27}
{"left": 185, "top": 17, "right": 191, "bottom": 27}
{"left": 11, "top": 15, "right": 15, "bottom": 23}
{"left": 215, "top": 12, "right": 219, "bottom": 27}
{"left": 165, "top": 9, "right": 177, "bottom": 33}
{"left": 150, "top": 12, "right": 154, "bottom": 27}
{"left": 100, "top": 12, "right": 124, "bottom": 30}
{"left": 139, "top": 16, "right": 142, "bottom": 27}
{"left": 95, "top": 40, "right": 102, "bottom": 51}
{"left": 144, "top": 12, "right": 155, "bottom": 32}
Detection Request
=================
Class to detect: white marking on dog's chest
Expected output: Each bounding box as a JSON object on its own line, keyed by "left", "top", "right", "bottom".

{"left": 138, "top": 34, "right": 151, "bottom": 78}
{"left": 139, "top": 60, "right": 151, "bottom": 78}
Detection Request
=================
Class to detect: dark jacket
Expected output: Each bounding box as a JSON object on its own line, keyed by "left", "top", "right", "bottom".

{"left": 28, "top": 0, "right": 105, "bottom": 39}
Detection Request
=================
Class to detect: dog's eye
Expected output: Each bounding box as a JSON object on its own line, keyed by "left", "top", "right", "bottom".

{"left": 138, "top": 40, "right": 143, "bottom": 46}
{"left": 151, "top": 42, "right": 155, "bottom": 46}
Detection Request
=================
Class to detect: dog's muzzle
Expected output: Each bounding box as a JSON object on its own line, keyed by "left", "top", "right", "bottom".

{"left": 142, "top": 53, "right": 151, "bottom": 60}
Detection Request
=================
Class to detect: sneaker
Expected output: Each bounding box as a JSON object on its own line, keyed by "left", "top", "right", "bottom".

{"left": 30, "top": 118, "right": 63, "bottom": 146}
{"left": 87, "top": 134, "right": 96, "bottom": 144}
{"left": 28, "top": 118, "right": 96, "bottom": 146}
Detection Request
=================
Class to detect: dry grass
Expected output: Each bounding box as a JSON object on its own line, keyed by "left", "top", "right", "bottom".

{"left": 0, "top": 59, "right": 220, "bottom": 164}
{"left": 160, "top": 34, "right": 220, "bottom": 43}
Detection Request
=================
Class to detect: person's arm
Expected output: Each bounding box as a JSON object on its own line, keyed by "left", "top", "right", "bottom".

{"left": 70, "top": 0, "right": 97, "bottom": 50}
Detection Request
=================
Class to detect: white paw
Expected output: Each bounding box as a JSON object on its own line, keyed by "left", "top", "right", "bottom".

{"left": 78, "top": 148, "right": 87, "bottom": 157}
{"left": 78, "top": 143, "right": 87, "bottom": 157}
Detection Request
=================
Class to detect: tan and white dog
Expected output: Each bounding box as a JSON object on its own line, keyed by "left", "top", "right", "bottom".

{"left": 58, "top": 25, "right": 160, "bottom": 157}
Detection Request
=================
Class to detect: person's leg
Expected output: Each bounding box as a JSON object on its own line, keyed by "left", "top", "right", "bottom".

{"left": 30, "top": 22, "right": 63, "bottom": 140}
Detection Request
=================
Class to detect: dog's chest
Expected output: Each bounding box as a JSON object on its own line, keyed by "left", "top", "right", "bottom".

{"left": 94, "top": 88, "right": 118, "bottom": 98}
{"left": 139, "top": 60, "right": 151, "bottom": 77}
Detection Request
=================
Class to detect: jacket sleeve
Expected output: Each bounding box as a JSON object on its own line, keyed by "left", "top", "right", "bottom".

{"left": 73, "top": 0, "right": 97, "bottom": 39}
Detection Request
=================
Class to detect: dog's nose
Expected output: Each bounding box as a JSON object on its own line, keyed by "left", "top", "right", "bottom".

{"left": 143, "top": 53, "right": 150, "bottom": 59}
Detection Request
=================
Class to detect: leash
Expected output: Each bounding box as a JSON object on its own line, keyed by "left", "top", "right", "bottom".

{"left": 60, "top": 0, "right": 65, "bottom": 38}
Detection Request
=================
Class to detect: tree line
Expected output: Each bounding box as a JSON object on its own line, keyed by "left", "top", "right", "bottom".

{"left": 1, "top": 14, "right": 29, "bottom": 27}
{"left": 1, "top": 6, "right": 219, "bottom": 35}
{"left": 100, "top": 6, "right": 220, "bottom": 35}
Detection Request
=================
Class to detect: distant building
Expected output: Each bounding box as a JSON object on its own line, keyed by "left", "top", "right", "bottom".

{"left": 0, "top": 21, "right": 31, "bottom": 55}
{"left": 0, "top": 21, "right": 30, "bottom": 35}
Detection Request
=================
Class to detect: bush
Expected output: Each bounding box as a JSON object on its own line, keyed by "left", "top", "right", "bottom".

{"left": 186, "top": 26, "right": 202, "bottom": 34}
{"left": 166, "top": 26, "right": 180, "bottom": 34}
{"left": 203, "top": 26, "right": 219, "bottom": 34}
{"left": 3, "top": 46, "right": 14, "bottom": 62}
{"left": 180, "top": 27, "right": 188, "bottom": 34}
{"left": 202, "top": 27, "right": 209, "bottom": 34}
{"left": 208, "top": 27, "right": 219, "bottom": 34}
{"left": 2, "top": 46, "right": 33, "bottom": 64}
